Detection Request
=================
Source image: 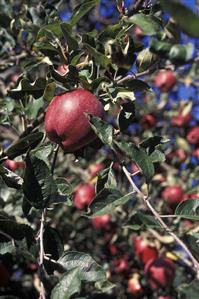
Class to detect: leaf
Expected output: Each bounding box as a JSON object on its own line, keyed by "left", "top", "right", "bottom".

{"left": 160, "top": 0, "right": 199, "bottom": 38}
{"left": 125, "top": 211, "right": 161, "bottom": 230}
{"left": 5, "top": 132, "right": 44, "bottom": 159}
{"left": 150, "top": 150, "right": 165, "bottom": 163}
{"left": 127, "top": 13, "right": 162, "bottom": 35}
{"left": 58, "top": 251, "right": 106, "bottom": 282}
{"left": 0, "top": 241, "right": 15, "bottom": 255}
{"left": 169, "top": 43, "right": 194, "bottom": 63}
{"left": 150, "top": 39, "right": 172, "bottom": 56}
{"left": 43, "top": 82, "right": 56, "bottom": 102}
{"left": 60, "top": 23, "right": 79, "bottom": 51}
{"left": 9, "top": 78, "right": 48, "bottom": 99}
{"left": 53, "top": 178, "right": 73, "bottom": 205}
{"left": 0, "top": 165, "right": 23, "bottom": 189}
{"left": 23, "top": 153, "right": 57, "bottom": 209}
{"left": 117, "top": 102, "right": 136, "bottom": 132}
{"left": 37, "top": 22, "right": 62, "bottom": 39}
{"left": 70, "top": 0, "right": 99, "bottom": 27}
{"left": 96, "top": 166, "right": 117, "bottom": 194}
{"left": 84, "top": 43, "right": 111, "bottom": 68}
{"left": 122, "top": 79, "right": 151, "bottom": 92}
{"left": 44, "top": 227, "right": 64, "bottom": 260}
{"left": 0, "top": 297, "right": 20, "bottom": 299}
{"left": 136, "top": 48, "right": 157, "bottom": 72}
{"left": 51, "top": 268, "right": 81, "bottom": 299}
{"left": 114, "top": 140, "right": 155, "bottom": 182}
{"left": 88, "top": 188, "right": 134, "bottom": 217}
{"left": 175, "top": 199, "right": 199, "bottom": 221}
{"left": 178, "top": 279, "right": 199, "bottom": 299}
{"left": 89, "top": 116, "right": 114, "bottom": 149}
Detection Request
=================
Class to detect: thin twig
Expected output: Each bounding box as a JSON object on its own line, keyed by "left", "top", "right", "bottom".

{"left": 122, "top": 165, "right": 199, "bottom": 272}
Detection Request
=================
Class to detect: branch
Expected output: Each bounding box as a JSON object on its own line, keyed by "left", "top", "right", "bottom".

{"left": 122, "top": 165, "right": 199, "bottom": 273}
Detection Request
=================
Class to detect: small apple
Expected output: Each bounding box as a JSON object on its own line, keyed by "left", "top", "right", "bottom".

{"left": 57, "top": 64, "right": 68, "bottom": 75}
{"left": 141, "top": 114, "right": 156, "bottom": 129}
{"left": 154, "top": 70, "right": 176, "bottom": 92}
{"left": 91, "top": 214, "right": 111, "bottom": 229}
{"left": 166, "top": 149, "right": 187, "bottom": 163}
{"left": 133, "top": 236, "right": 158, "bottom": 265}
{"left": 134, "top": 25, "right": 144, "bottom": 39}
{"left": 187, "top": 127, "right": 199, "bottom": 144}
{"left": 0, "top": 263, "right": 10, "bottom": 287}
{"left": 113, "top": 254, "right": 129, "bottom": 273}
{"left": 128, "top": 274, "right": 144, "bottom": 297}
{"left": 144, "top": 257, "right": 175, "bottom": 289}
{"left": 73, "top": 183, "right": 95, "bottom": 210}
{"left": 88, "top": 163, "right": 105, "bottom": 178}
{"left": 161, "top": 185, "right": 184, "bottom": 206}
{"left": 45, "top": 89, "right": 104, "bottom": 153}
{"left": 158, "top": 296, "right": 172, "bottom": 299}
{"left": 171, "top": 113, "right": 191, "bottom": 127}
{"left": 192, "top": 148, "right": 199, "bottom": 158}
{"left": 4, "top": 159, "right": 25, "bottom": 171}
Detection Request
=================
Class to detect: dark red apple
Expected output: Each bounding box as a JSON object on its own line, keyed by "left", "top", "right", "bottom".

{"left": 141, "top": 114, "right": 156, "bottom": 129}
{"left": 73, "top": 183, "right": 95, "bottom": 210}
{"left": 154, "top": 70, "right": 176, "bottom": 92}
{"left": 44, "top": 89, "right": 104, "bottom": 153}
{"left": 128, "top": 274, "right": 144, "bottom": 297}
{"left": 113, "top": 254, "right": 129, "bottom": 273}
{"left": 144, "top": 257, "right": 175, "bottom": 289}
{"left": 133, "top": 236, "right": 158, "bottom": 265}
{"left": 88, "top": 163, "right": 105, "bottom": 178}
{"left": 91, "top": 214, "right": 111, "bottom": 229}
{"left": 187, "top": 127, "right": 199, "bottom": 145}
{"left": 161, "top": 185, "right": 184, "bottom": 206}
{"left": 4, "top": 159, "right": 25, "bottom": 171}
{"left": 171, "top": 113, "right": 191, "bottom": 127}
{"left": 0, "top": 263, "right": 10, "bottom": 287}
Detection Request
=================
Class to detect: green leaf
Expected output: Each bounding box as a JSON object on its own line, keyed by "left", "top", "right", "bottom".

{"left": 136, "top": 48, "right": 157, "bottom": 72}
{"left": 169, "top": 43, "right": 193, "bottom": 63}
{"left": 5, "top": 132, "right": 44, "bottom": 159}
{"left": 58, "top": 251, "right": 106, "bottom": 282}
{"left": 51, "top": 268, "right": 81, "bottom": 299}
{"left": 150, "top": 39, "right": 172, "bottom": 56}
{"left": 178, "top": 279, "right": 199, "bottom": 299}
{"left": 0, "top": 165, "right": 23, "bottom": 189}
{"left": 37, "top": 22, "right": 62, "bottom": 39}
{"left": 53, "top": 178, "right": 73, "bottom": 205}
{"left": 122, "top": 79, "right": 151, "bottom": 92}
{"left": 175, "top": 199, "right": 199, "bottom": 220}
{"left": 150, "top": 150, "right": 165, "bottom": 163}
{"left": 9, "top": 78, "right": 48, "bottom": 99}
{"left": 70, "top": 0, "right": 99, "bottom": 27}
{"left": 117, "top": 102, "right": 135, "bottom": 132}
{"left": 23, "top": 153, "right": 57, "bottom": 209}
{"left": 127, "top": 13, "right": 162, "bottom": 35}
{"left": 125, "top": 211, "right": 161, "bottom": 230}
{"left": 84, "top": 43, "right": 111, "bottom": 68}
{"left": 96, "top": 166, "right": 117, "bottom": 194}
{"left": 114, "top": 140, "right": 155, "bottom": 182}
{"left": 44, "top": 227, "right": 64, "bottom": 260}
{"left": 60, "top": 23, "right": 79, "bottom": 51}
{"left": 43, "top": 82, "right": 56, "bottom": 102}
{"left": 89, "top": 116, "right": 114, "bottom": 149}
{"left": 160, "top": 0, "right": 199, "bottom": 37}
{"left": 0, "top": 241, "right": 15, "bottom": 255}
{"left": 88, "top": 188, "right": 134, "bottom": 217}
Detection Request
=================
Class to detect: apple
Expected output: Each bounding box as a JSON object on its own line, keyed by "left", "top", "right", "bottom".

{"left": 112, "top": 254, "right": 129, "bottom": 273}
{"left": 154, "top": 70, "right": 176, "bottom": 92}
{"left": 4, "top": 159, "right": 25, "bottom": 171}
{"left": 144, "top": 257, "right": 175, "bottom": 289}
{"left": 161, "top": 185, "right": 184, "bottom": 206}
{"left": 88, "top": 163, "right": 105, "bottom": 178}
{"left": 73, "top": 183, "right": 95, "bottom": 210}
{"left": 132, "top": 236, "right": 158, "bottom": 265}
{"left": 193, "top": 148, "right": 199, "bottom": 158}
{"left": 171, "top": 113, "right": 191, "bottom": 127}
{"left": 187, "top": 127, "right": 199, "bottom": 144}
{"left": 0, "top": 263, "right": 10, "bottom": 287}
{"left": 91, "top": 214, "right": 111, "bottom": 229}
{"left": 141, "top": 114, "right": 156, "bottom": 129}
{"left": 57, "top": 64, "right": 68, "bottom": 75}
{"left": 134, "top": 25, "right": 144, "bottom": 39}
{"left": 158, "top": 296, "right": 172, "bottom": 299}
{"left": 45, "top": 89, "right": 104, "bottom": 153}
{"left": 128, "top": 274, "right": 143, "bottom": 297}
{"left": 183, "top": 193, "right": 198, "bottom": 201}
{"left": 166, "top": 149, "right": 187, "bottom": 163}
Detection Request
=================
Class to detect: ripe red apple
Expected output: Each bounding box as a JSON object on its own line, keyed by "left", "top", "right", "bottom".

{"left": 113, "top": 254, "right": 129, "bottom": 273}
{"left": 128, "top": 274, "right": 144, "bottom": 297}
{"left": 91, "top": 214, "right": 111, "bottom": 230}
{"left": 161, "top": 185, "right": 184, "bottom": 206}
{"left": 154, "top": 70, "right": 176, "bottom": 92}
{"left": 45, "top": 89, "right": 104, "bottom": 153}
{"left": 193, "top": 148, "right": 199, "bottom": 158}
{"left": 133, "top": 236, "right": 158, "bottom": 265}
{"left": 141, "top": 114, "right": 156, "bottom": 129}
{"left": 183, "top": 193, "right": 198, "bottom": 201}
{"left": 166, "top": 149, "right": 187, "bottom": 163}
{"left": 158, "top": 296, "right": 172, "bottom": 299}
{"left": 171, "top": 113, "right": 191, "bottom": 127}
{"left": 134, "top": 25, "right": 144, "bottom": 39}
{"left": 88, "top": 163, "right": 105, "bottom": 178}
{"left": 144, "top": 257, "right": 175, "bottom": 289}
{"left": 0, "top": 263, "right": 10, "bottom": 287}
{"left": 187, "top": 127, "right": 199, "bottom": 145}
{"left": 57, "top": 64, "right": 68, "bottom": 75}
{"left": 73, "top": 183, "right": 95, "bottom": 210}
{"left": 4, "top": 159, "right": 25, "bottom": 171}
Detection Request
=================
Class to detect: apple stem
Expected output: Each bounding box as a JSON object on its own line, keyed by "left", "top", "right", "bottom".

{"left": 122, "top": 165, "right": 199, "bottom": 273}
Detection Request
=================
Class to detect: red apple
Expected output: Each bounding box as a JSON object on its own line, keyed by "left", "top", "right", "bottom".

{"left": 0, "top": 263, "right": 10, "bottom": 287}
{"left": 144, "top": 257, "right": 175, "bottom": 289}
{"left": 154, "top": 70, "right": 176, "bottom": 92}
{"left": 4, "top": 159, "right": 25, "bottom": 171}
{"left": 141, "top": 114, "right": 156, "bottom": 129}
{"left": 73, "top": 183, "right": 95, "bottom": 210}
{"left": 57, "top": 64, "right": 68, "bottom": 75}
{"left": 166, "top": 149, "right": 187, "bottom": 163}
{"left": 158, "top": 296, "right": 172, "bottom": 299}
{"left": 183, "top": 193, "right": 198, "bottom": 201}
{"left": 44, "top": 89, "right": 104, "bottom": 153}
{"left": 91, "top": 214, "right": 111, "bottom": 229}
{"left": 187, "top": 127, "right": 199, "bottom": 145}
{"left": 128, "top": 274, "right": 144, "bottom": 297}
{"left": 113, "top": 254, "right": 129, "bottom": 273}
{"left": 193, "top": 148, "right": 199, "bottom": 158}
{"left": 161, "top": 185, "right": 184, "bottom": 206}
{"left": 88, "top": 163, "right": 105, "bottom": 178}
{"left": 171, "top": 113, "right": 191, "bottom": 127}
{"left": 133, "top": 236, "right": 158, "bottom": 265}
{"left": 134, "top": 25, "right": 144, "bottom": 39}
